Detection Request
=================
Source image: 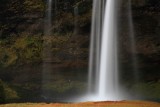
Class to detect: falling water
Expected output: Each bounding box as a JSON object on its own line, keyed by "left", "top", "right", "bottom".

{"left": 88, "top": 0, "right": 105, "bottom": 94}
{"left": 73, "top": 5, "right": 79, "bottom": 35}
{"left": 42, "top": 0, "right": 52, "bottom": 99}
{"left": 45, "top": 0, "right": 52, "bottom": 35}
{"left": 55, "top": 0, "right": 57, "bottom": 15}
{"left": 98, "top": 0, "right": 120, "bottom": 100}
{"left": 128, "top": 0, "right": 139, "bottom": 82}
{"left": 87, "top": 0, "right": 123, "bottom": 101}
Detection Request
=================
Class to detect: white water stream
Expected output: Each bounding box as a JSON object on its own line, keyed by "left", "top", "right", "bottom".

{"left": 88, "top": 0, "right": 123, "bottom": 101}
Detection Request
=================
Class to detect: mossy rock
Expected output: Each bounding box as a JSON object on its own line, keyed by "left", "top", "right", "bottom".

{"left": 0, "top": 80, "right": 19, "bottom": 103}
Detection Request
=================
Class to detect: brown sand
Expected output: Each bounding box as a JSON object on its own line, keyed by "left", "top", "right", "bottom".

{"left": 0, "top": 101, "right": 159, "bottom": 107}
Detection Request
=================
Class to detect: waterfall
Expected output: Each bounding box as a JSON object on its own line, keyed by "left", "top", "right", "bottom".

{"left": 87, "top": 0, "right": 123, "bottom": 101}
{"left": 45, "top": 0, "right": 52, "bottom": 35}
{"left": 88, "top": 0, "right": 105, "bottom": 94}
{"left": 128, "top": 0, "right": 139, "bottom": 82}
{"left": 42, "top": 0, "right": 53, "bottom": 100}
{"left": 98, "top": 0, "right": 119, "bottom": 99}
{"left": 74, "top": 5, "right": 79, "bottom": 35}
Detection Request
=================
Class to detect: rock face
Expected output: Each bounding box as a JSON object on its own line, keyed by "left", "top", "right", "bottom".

{"left": 0, "top": 0, "right": 45, "bottom": 38}
{"left": 132, "top": 0, "right": 146, "bottom": 6}
{"left": 117, "top": 0, "right": 160, "bottom": 83}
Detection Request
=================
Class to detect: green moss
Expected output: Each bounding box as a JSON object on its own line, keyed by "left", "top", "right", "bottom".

{"left": 131, "top": 82, "right": 160, "bottom": 99}
{"left": 0, "top": 32, "right": 88, "bottom": 67}
{"left": 43, "top": 80, "right": 86, "bottom": 93}
{"left": 0, "top": 47, "right": 18, "bottom": 67}
{"left": 24, "top": 0, "right": 45, "bottom": 12}
{"left": 0, "top": 80, "right": 19, "bottom": 102}
{"left": 0, "top": 33, "right": 44, "bottom": 67}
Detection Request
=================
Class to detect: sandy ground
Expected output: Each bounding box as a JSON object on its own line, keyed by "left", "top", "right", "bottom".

{"left": 0, "top": 101, "right": 159, "bottom": 107}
